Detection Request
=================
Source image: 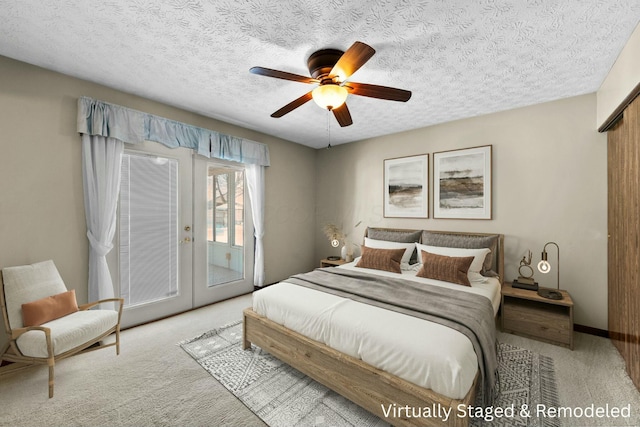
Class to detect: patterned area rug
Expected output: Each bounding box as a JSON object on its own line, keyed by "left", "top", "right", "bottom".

{"left": 180, "top": 321, "right": 560, "bottom": 427}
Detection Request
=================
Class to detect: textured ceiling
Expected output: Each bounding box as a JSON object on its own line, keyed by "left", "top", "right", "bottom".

{"left": 1, "top": 1, "right": 639, "bottom": 149}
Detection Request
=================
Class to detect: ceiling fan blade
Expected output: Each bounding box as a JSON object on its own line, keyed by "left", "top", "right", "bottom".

{"left": 346, "top": 82, "right": 412, "bottom": 102}
{"left": 250, "top": 66, "right": 318, "bottom": 84}
{"left": 329, "top": 41, "right": 375, "bottom": 81}
{"left": 271, "top": 91, "right": 314, "bottom": 118}
{"left": 332, "top": 103, "right": 353, "bottom": 127}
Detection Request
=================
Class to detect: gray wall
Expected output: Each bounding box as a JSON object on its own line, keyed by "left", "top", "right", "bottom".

{"left": 0, "top": 53, "right": 610, "bottom": 340}
{"left": 315, "top": 94, "right": 607, "bottom": 330}
{"left": 0, "top": 55, "right": 317, "bottom": 346}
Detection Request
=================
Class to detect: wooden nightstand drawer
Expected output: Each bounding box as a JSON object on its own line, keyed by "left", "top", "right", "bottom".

{"left": 503, "top": 298, "right": 570, "bottom": 324}
{"left": 503, "top": 303, "right": 571, "bottom": 344}
{"left": 503, "top": 316, "right": 571, "bottom": 344}
{"left": 501, "top": 282, "right": 574, "bottom": 349}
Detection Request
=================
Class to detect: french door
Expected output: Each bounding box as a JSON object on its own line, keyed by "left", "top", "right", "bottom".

{"left": 110, "top": 143, "right": 253, "bottom": 328}
{"left": 192, "top": 158, "right": 254, "bottom": 307}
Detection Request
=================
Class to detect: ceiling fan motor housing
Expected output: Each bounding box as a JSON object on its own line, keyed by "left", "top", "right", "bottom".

{"left": 307, "top": 49, "right": 344, "bottom": 80}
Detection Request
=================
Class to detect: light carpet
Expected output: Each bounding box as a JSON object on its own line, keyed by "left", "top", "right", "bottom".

{"left": 180, "top": 321, "right": 560, "bottom": 427}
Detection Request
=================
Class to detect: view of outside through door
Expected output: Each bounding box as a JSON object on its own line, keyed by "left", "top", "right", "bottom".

{"left": 207, "top": 166, "right": 244, "bottom": 286}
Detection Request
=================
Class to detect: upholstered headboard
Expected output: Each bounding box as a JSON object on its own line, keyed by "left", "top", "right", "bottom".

{"left": 364, "top": 227, "right": 505, "bottom": 283}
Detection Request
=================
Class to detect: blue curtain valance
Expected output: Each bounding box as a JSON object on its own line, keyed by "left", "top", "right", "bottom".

{"left": 77, "top": 97, "right": 270, "bottom": 166}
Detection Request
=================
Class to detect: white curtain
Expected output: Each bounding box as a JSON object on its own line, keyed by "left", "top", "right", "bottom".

{"left": 81, "top": 134, "right": 124, "bottom": 308}
{"left": 78, "top": 97, "right": 270, "bottom": 292}
{"left": 245, "top": 163, "right": 266, "bottom": 287}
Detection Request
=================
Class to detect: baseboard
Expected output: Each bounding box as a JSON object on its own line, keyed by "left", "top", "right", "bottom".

{"left": 574, "top": 323, "right": 609, "bottom": 338}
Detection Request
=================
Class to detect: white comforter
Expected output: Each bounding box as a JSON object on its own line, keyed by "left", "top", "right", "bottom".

{"left": 252, "top": 261, "right": 501, "bottom": 400}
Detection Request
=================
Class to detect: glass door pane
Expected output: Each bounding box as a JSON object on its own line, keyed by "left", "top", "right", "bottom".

{"left": 234, "top": 170, "right": 244, "bottom": 248}
{"left": 119, "top": 154, "right": 179, "bottom": 306}
{"left": 193, "top": 158, "right": 253, "bottom": 307}
{"left": 207, "top": 167, "right": 244, "bottom": 286}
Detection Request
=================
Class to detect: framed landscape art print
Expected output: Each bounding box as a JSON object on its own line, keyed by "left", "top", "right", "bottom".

{"left": 433, "top": 145, "right": 492, "bottom": 219}
{"left": 383, "top": 154, "right": 428, "bottom": 218}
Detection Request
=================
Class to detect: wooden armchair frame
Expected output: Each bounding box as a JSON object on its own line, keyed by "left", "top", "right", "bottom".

{"left": 0, "top": 272, "right": 124, "bottom": 398}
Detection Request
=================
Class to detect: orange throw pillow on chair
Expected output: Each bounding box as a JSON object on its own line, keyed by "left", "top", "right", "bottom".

{"left": 22, "top": 290, "right": 79, "bottom": 327}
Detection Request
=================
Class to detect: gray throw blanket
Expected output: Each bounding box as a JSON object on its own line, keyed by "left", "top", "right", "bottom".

{"left": 287, "top": 267, "right": 499, "bottom": 405}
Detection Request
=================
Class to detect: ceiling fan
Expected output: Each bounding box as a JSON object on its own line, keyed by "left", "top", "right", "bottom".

{"left": 250, "top": 41, "right": 412, "bottom": 127}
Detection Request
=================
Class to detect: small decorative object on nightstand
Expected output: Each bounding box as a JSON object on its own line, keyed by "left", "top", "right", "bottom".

{"left": 323, "top": 224, "right": 344, "bottom": 250}
{"left": 323, "top": 221, "right": 362, "bottom": 262}
{"left": 513, "top": 250, "right": 538, "bottom": 291}
{"left": 502, "top": 282, "right": 574, "bottom": 349}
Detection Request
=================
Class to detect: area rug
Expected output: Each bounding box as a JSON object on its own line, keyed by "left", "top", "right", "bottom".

{"left": 180, "top": 321, "right": 560, "bottom": 427}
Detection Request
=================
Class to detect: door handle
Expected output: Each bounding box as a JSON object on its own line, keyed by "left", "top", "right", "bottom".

{"left": 181, "top": 225, "right": 192, "bottom": 244}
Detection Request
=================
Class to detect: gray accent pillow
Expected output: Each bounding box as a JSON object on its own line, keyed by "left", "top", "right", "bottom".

{"left": 366, "top": 228, "right": 422, "bottom": 264}
{"left": 421, "top": 231, "right": 499, "bottom": 275}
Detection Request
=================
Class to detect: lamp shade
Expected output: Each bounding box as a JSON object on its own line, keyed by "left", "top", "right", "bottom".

{"left": 312, "top": 84, "right": 348, "bottom": 110}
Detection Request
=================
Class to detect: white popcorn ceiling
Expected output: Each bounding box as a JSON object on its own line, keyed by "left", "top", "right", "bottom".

{"left": 0, "top": 0, "right": 638, "bottom": 149}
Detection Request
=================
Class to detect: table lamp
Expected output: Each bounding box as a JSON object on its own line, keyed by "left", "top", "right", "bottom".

{"left": 537, "top": 241, "right": 563, "bottom": 300}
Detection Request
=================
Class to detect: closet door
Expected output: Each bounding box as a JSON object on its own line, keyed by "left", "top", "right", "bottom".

{"left": 608, "top": 95, "right": 640, "bottom": 390}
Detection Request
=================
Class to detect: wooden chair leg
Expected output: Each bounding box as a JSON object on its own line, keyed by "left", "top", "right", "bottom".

{"left": 116, "top": 327, "right": 120, "bottom": 356}
{"left": 48, "top": 358, "right": 54, "bottom": 398}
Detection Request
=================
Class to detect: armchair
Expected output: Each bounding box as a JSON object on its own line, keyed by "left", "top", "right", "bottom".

{"left": 0, "top": 260, "right": 123, "bottom": 398}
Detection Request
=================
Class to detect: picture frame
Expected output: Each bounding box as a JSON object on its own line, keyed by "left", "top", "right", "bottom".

{"left": 383, "top": 154, "right": 429, "bottom": 218}
{"left": 433, "top": 145, "right": 492, "bottom": 220}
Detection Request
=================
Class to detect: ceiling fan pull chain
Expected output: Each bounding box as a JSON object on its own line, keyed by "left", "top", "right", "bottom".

{"left": 326, "top": 110, "right": 332, "bottom": 149}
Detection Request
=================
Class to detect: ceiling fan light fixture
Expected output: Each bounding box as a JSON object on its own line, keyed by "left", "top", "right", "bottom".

{"left": 251, "top": 41, "right": 410, "bottom": 126}
{"left": 312, "top": 84, "right": 348, "bottom": 110}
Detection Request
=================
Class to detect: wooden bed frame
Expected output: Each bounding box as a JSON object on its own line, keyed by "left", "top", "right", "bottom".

{"left": 243, "top": 229, "right": 504, "bottom": 427}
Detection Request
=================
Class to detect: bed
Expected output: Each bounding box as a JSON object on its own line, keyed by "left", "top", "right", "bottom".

{"left": 243, "top": 228, "right": 504, "bottom": 427}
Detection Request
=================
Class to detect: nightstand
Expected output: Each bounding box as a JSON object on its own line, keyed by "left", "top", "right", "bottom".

{"left": 320, "top": 259, "right": 347, "bottom": 268}
{"left": 501, "top": 282, "right": 574, "bottom": 350}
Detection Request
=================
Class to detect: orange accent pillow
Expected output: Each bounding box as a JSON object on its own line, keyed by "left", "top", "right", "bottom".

{"left": 22, "top": 290, "right": 79, "bottom": 327}
{"left": 417, "top": 251, "right": 474, "bottom": 286}
{"left": 355, "top": 246, "right": 406, "bottom": 273}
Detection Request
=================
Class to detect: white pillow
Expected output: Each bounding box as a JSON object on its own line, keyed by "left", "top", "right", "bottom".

{"left": 364, "top": 237, "right": 415, "bottom": 269}
{"left": 415, "top": 243, "right": 490, "bottom": 283}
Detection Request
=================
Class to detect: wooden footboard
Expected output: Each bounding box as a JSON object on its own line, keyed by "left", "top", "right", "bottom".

{"left": 243, "top": 307, "right": 477, "bottom": 427}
